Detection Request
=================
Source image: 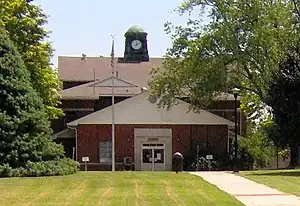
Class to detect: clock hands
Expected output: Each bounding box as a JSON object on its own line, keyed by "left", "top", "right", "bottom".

{"left": 134, "top": 42, "right": 141, "bottom": 47}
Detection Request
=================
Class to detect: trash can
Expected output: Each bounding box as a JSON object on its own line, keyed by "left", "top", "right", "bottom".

{"left": 173, "top": 152, "right": 183, "bottom": 173}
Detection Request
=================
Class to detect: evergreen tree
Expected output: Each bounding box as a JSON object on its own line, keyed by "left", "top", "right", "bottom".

{"left": 0, "top": 28, "right": 65, "bottom": 168}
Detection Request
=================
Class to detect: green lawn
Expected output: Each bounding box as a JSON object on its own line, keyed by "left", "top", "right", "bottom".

{"left": 241, "top": 169, "right": 300, "bottom": 196}
{"left": 0, "top": 171, "right": 243, "bottom": 206}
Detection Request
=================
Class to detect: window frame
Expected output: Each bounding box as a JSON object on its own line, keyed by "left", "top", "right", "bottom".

{"left": 99, "top": 141, "right": 112, "bottom": 163}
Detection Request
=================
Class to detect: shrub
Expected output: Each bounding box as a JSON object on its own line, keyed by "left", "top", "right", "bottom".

{"left": 26, "top": 158, "right": 79, "bottom": 177}
{"left": 0, "top": 159, "right": 79, "bottom": 178}
{"left": 234, "top": 128, "right": 275, "bottom": 170}
{"left": 183, "top": 148, "right": 230, "bottom": 171}
{"left": 0, "top": 164, "right": 12, "bottom": 177}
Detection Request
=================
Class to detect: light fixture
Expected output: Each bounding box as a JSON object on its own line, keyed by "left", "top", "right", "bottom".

{"left": 231, "top": 87, "right": 240, "bottom": 173}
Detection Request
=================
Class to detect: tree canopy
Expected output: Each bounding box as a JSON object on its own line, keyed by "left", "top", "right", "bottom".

{"left": 149, "top": 0, "right": 299, "bottom": 118}
{"left": 0, "top": 0, "right": 63, "bottom": 120}
{"left": 266, "top": 44, "right": 300, "bottom": 167}
{"left": 0, "top": 28, "right": 64, "bottom": 168}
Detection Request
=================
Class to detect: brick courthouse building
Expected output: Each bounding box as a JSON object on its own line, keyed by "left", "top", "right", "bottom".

{"left": 51, "top": 25, "right": 246, "bottom": 171}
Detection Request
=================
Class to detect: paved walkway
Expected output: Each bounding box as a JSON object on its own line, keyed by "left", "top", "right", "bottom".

{"left": 190, "top": 171, "right": 300, "bottom": 206}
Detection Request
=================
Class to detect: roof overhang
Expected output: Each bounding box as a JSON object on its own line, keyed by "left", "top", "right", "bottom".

{"left": 67, "top": 91, "right": 234, "bottom": 127}
{"left": 51, "top": 128, "right": 76, "bottom": 139}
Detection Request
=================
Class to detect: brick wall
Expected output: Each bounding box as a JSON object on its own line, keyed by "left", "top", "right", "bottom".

{"left": 76, "top": 124, "right": 228, "bottom": 164}
{"left": 208, "top": 100, "right": 247, "bottom": 136}
{"left": 60, "top": 100, "right": 94, "bottom": 109}
{"left": 94, "top": 97, "right": 131, "bottom": 111}
{"left": 51, "top": 110, "right": 93, "bottom": 134}
{"left": 51, "top": 98, "right": 130, "bottom": 134}
{"left": 209, "top": 110, "right": 247, "bottom": 136}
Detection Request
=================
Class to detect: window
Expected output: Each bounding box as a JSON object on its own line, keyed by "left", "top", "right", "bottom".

{"left": 99, "top": 141, "right": 112, "bottom": 163}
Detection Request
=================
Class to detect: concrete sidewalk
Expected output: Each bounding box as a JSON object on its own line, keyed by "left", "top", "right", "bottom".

{"left": 190, "top": 171, "right": 300, "bottom": 206}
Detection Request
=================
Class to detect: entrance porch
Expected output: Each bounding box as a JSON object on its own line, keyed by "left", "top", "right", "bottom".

{"left": 134, "top": 128, "right": 172, "bottom": 171}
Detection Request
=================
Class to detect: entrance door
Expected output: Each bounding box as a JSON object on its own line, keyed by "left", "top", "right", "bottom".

{"left": 141, "top": 143, "right": 165, "bottom": 171}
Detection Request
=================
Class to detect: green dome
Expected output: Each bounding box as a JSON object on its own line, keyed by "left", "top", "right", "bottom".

{"left": 125, "top": 25, "right": 146, "bottom": 34}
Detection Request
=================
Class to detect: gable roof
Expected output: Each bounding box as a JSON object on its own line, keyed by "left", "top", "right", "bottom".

{"left": 58, "top": 56, "right": 240, "bottom": 101}
{"left": 58, "top": 56, "right": 164, "bottom": 87}
{"left": 60, "top": 76, "right": 143, "bottom": 99}
{"left": 67, "top": 91, "right": 234, "bottom": 126}
{"left": 92, "top": 76, "right": 138, "bottom": 87}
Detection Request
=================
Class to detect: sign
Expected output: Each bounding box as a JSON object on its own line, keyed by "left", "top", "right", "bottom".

{"left": 148, "top": 137, "right": 159, "bottom": 142}
{"left": 157, "top": 153, "right": 161, "bottom": 160}
{"left": 82, "top": 156, "right": 89, "bottom": 162}
{"left": 206, "top": 155, "right": 213, "bottom": 160}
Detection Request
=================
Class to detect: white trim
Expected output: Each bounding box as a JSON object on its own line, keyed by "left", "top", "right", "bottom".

{"left": 62, "top": 94, "right": 136, "bottom": 100}
{"left": 63, "top": 80, "right": 92, "bottom": 83}
{"left": 91, "top": 76, "right": 139, "bottom": 88}
{"left": 208, "top": 109, "right": 241, "bottom": 112}
{"left": 63, "top": 96, "right": 98, "bottom": 100}
{"left": 63, "top": 108, "right": 94, "bottom": 112}
{"left": 51, "top": 129, "right": 75, "bottom": 139}
{"left": 62, "top": 95, "right": 239, "bottom": 101}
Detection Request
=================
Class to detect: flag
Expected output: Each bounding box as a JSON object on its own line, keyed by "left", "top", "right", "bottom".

{"left": 110, "top": 39, "right": 115, "bottom": 69}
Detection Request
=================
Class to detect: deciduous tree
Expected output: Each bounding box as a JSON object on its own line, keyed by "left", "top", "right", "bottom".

{"left": 149, "top": 0, "right": 297, "bottom": 118}
{"left": 0, "top": 0, "right": 63, "bottom": 119}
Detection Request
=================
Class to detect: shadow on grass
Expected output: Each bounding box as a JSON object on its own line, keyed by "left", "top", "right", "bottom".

{"left": 250, "top": 171, "right": 300, "bottom": 177}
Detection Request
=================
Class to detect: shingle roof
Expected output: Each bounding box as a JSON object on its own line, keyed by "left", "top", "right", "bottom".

{"left": 67, "top": 91, "right": 235, "bottom": 126}
{"left": 58, "top": 56, "right": 239, "bottom": 101}
{"left": 58, "top": 56, "right": 164, "bottom": 88}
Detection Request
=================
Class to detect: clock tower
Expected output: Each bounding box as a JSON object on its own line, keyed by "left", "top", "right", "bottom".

{"left": 123, "top": 25, "right": 149, "bottom": 62}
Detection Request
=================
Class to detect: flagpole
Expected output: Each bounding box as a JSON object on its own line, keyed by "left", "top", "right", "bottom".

{"left": 93, "top": 68, "right": 96, "bottom": 95}
{"left": 111, "top": 35, "right": 115, "bottom": 171}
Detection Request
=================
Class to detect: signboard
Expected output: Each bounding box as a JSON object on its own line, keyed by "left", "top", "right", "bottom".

{"left": 148, "top": 137, "right": 159, "bottom": 142}
{"left": 206, "top": 155, "right": 213, "bottom": 160}
{"left": 157, "top": 153, "right": 161, "bottom": 160}
{"left": 82, "top": 156, "right": 89, "bottom": 162}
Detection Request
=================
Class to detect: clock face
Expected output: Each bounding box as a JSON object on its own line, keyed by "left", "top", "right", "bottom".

{"left": 131, "top": 40, "right": 142, "bottom": 50}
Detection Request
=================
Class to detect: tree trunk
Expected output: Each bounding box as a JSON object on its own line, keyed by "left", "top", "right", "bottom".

{"left": 289, "top": 143, "right": 299, "bottom": 168}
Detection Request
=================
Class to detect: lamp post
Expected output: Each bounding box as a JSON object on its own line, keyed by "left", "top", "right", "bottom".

{"left": 232, "top": 87, "right": 240, "bottom": 173}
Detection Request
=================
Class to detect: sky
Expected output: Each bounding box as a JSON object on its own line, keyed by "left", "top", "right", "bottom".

{"left": 33, "top": 0, "right": 192, "bottom": 67}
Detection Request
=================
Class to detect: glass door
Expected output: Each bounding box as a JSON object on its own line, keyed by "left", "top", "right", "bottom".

{"left": 141, "top": 143, "right": 165, "bottom": 171}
